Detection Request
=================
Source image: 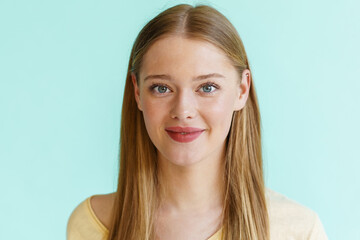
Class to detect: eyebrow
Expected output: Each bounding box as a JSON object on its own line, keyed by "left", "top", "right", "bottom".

{"left": 143, "top": 73, "right": 225, "bottom": 82}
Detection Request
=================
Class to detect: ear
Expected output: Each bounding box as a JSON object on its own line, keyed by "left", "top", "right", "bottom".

{"left": 131, "top": 73, "right": 143, "bottom": 111}
{"left": 234, "top": 69, "right": 251, "bottom": 111}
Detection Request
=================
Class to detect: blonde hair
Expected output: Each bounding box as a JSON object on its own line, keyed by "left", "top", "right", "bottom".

{"left": 108, "top": 4, "right": 269, "bottom": 240}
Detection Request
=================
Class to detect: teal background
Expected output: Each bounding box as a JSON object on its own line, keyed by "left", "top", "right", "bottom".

{"left": 0, "top": 0, "right": 359, "bottom": 239}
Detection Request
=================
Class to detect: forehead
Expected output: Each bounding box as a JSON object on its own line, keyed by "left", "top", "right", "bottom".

{"left": 140, "top": 36, "right": 236, "bottom": 80}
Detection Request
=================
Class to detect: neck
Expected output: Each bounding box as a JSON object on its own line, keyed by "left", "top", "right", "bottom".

{"left": 157, "top": 149, "right": 225, "bottom": 213}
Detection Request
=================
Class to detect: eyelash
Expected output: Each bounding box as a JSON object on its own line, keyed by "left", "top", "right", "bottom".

{"left": 149, "top": 81, "right": 220, "bottom": 95}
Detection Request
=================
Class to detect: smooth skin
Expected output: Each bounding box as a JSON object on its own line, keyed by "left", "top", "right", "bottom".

{"left": 91, "top": 36, "right": 251, "bottom": 240}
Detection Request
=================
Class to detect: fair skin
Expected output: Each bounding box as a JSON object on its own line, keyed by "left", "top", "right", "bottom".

{"left": 91, "top": 36, "right": 251, "bottom": 240}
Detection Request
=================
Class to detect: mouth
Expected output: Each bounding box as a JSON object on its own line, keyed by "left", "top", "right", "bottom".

{"left": 165, "top": 126, "right": 205, "bottom": 143}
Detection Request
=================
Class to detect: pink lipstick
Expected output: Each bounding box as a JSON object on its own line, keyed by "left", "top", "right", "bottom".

{"left": 165, "top": 126, "right": 205, "bottom": 143}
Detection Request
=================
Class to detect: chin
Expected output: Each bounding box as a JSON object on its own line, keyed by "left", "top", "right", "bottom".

{"left": 158, "top": 151, "right": 204, "bottom": 167}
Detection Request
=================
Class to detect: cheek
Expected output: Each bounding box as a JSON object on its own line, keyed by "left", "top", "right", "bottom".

{"left": 140, "top": 98, "right": 171, "bottom": 150}
{"left": 140, "top": 97, "right": 167, "bottom": 130}
{"left": 200, "top": 95, "right": 235, "bottom": 126}
{"left": 200, "top": 95, "right": 236, "bottom": 142}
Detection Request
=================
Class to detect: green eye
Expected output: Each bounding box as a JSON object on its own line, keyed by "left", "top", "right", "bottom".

{"left": 157, "top": 86, "right": 168, "bottom": 93}
{"left": 200, "top": 83, "right": 218, "bottom": 93}
{"left": 150, "top": 84, "right": 171, "bottom": 94}
{"left": 202, "top": 85, "right": 214, "bottom": 93}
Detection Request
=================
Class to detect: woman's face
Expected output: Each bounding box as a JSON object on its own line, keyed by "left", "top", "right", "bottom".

{"left": 132, "top": 36, "right": 250, "bottom": 167}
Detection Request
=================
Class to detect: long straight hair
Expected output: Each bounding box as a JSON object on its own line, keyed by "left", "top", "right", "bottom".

{"left": 108, "top": 4, "right": 269, "bottom": 240}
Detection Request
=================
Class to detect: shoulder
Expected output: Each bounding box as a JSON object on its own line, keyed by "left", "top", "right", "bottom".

{"left": 90, "top": 192, "right": 116, "bottom": 229}
{"left": 265, "top": 188, "right": 328, "bottom": 240}
{"left": 265, "top": 188, "right": 315, "bottom": 219}
{"left": 66, "top": 193, "right": 116, "bottom": 240}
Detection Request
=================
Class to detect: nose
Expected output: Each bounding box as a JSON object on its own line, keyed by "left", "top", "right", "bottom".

{"left": 169, "top": 89, "right": 197, "bottom": 120}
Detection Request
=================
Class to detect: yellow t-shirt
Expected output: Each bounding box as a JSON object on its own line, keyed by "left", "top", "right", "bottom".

{"left": 67, "top": 188, "right": 328, "bottom": 240}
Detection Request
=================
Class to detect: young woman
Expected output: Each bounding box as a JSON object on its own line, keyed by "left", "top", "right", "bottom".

{"left": 67, "top": 4, "right": 328, "bottom": 240}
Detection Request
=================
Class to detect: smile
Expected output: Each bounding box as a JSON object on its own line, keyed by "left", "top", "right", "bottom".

{"left": 165, "top": 126, "right": 205, "bottom": 143}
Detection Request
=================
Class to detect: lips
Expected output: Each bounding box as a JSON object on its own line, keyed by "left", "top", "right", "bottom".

{"left": 165, "top": 126, "right": 205, "bottom": 143}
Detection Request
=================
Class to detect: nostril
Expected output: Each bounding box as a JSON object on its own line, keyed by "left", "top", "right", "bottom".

{"left": 169, "top": 96, "right": 197, "bottom": 120}
{"left": 170, "top": 111, "right": 195, "bottom": 120}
